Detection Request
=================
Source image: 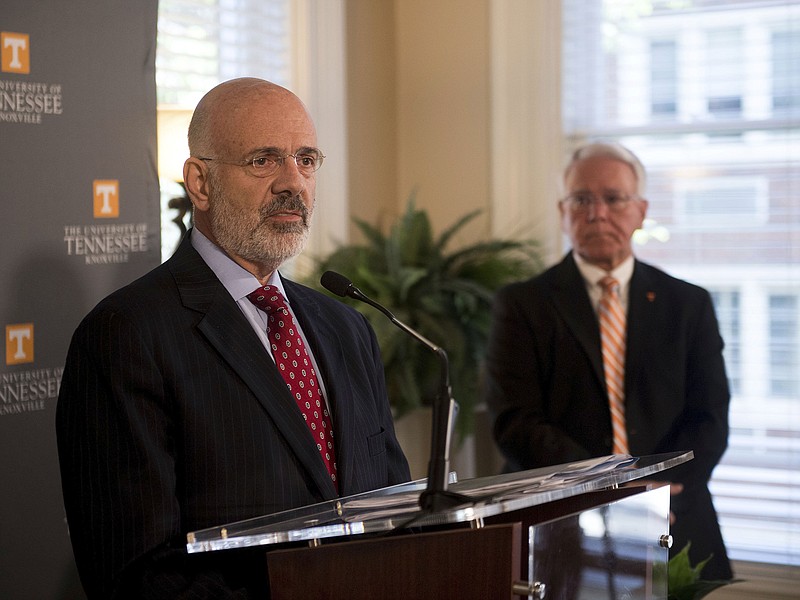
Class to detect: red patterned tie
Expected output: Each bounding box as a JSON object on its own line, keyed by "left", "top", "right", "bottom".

{"left": 599, "top": 276, "right": 629, "bottom": 455}
{"left": 247, "top": 285, "right": 338, "bottom": 490}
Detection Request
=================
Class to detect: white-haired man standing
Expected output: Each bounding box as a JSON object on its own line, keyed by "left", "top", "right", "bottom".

{"left": 485, "top": 141, "right": 733, "bottom": 580}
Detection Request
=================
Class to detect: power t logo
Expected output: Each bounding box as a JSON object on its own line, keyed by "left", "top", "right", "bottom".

{"left": 94, "top": 179, "right": 120, "bottom": 218}
{"left": 6, "top": 323, "right": 33, "bottom": 365}
{"left": 1, "top": 32, "right": 30, "bottom": 74}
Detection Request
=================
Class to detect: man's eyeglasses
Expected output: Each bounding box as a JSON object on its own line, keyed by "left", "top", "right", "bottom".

{"left": 199, "top": 149, "right": 325, "bottom": 177}
{"left": 562, "top": 192, "right": 638, "bottom": 213}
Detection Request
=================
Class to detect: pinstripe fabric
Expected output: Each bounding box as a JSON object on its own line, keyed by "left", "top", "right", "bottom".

{"left": 56, "top": 232, "right": 411, "bottom": 599}
{"left": 598, "top": 276, "right": 629, "bottom": 454}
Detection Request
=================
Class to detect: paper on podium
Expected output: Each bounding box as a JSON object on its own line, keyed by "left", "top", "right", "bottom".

{"left": 342, "top": 454, "right": 635, "bottom": 514}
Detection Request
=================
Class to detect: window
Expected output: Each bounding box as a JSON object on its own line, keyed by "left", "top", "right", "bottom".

{"left": 675, "top": 177, "right": 769, "bottom": 227}
{"left": 155, "top": 0, "right": 349, "bottom": 268}
{"left": 772, "top": 30, "right": 800, "bottom": 115}
{"left": 650, "top": 39, "right": 677, "bottom": 118}
{"left": 706, "top": 28, "right": 743, "bottom": 120}
{"left": 156, "top": 0, "right": 292, "bottom": 261}
{"left": 157, "top": 0, "right": 291, "bottom": 109}
{"left": 563, "top": 0, "right": 800, "bottom": 567}
{"left": 710, "top": 290, "right": 741, "bottom": 395}
{"left": 769, "top": 294, "right": 799, "bottom": 397}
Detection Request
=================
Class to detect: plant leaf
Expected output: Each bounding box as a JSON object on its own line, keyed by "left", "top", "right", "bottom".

{"left": 434, "top": 208, "right": 483, "bottom": 253}
{"left": 303, "top": 196, "right": 544, "bottom": 438}
{"left": 666, "top": 542, "right": 740, "bottom": 600}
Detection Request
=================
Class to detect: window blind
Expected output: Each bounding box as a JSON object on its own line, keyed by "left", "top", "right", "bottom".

{"left": 157, "top": 0, "right": 291, "bottom": 109}
{"left": 562, "top": 0, "right": 800, "bottom": 567}
{"left": 155, "top": 0, "right": 291, "bottom": 259}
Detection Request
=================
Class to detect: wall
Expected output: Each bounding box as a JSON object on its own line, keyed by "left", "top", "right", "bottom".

{"left": 345, "top": 0, "right": 492, "bottom": 241}
{"left": 344, "top": 0, "right": 399, "bottom": 234}
{"left": 394, "top": 0, "right": 492, "bottom": 238}
{"left": 345, "top": 0, "right": 564, "bottom": 256}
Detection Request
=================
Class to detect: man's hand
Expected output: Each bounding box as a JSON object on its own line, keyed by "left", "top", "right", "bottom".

{"left": 668, "top": 482, "right": 684, "bottom": 524}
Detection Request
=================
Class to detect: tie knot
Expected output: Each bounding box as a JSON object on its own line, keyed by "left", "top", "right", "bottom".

{"left": 600, "top": 276, "right": 619, "bottom": 295}
{"left": 247, "top": 285, "right": 288, "bottom": 314}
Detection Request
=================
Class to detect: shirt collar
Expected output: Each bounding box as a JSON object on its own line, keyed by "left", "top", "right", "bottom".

{"left": 190, "top": 228, "right": 287, "bottom": 302}
{"left": 573, "top": 252, "right": 635, "bottom": 289}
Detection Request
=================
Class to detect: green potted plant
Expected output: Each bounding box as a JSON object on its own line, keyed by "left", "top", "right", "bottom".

{"left": 305, "top": 199, "right": 542, "bottom": 440}
{"left": 655, "top": 543, "right": 741, "bottom": 600}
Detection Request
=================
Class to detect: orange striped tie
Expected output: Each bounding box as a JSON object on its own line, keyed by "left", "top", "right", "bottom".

{"left": 599, "top": 276, "right": 629, "bottom": 454}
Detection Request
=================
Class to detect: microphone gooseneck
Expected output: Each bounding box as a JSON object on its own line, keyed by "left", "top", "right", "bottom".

{"left": 320, "top": 271, "right": 468, "bottom": 512}
{"left": 321, "top": 271, "right": 443, "bottom": 355}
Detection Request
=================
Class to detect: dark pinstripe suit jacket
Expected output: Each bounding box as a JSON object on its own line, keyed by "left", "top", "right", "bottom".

{"left": 56, "top": 232, "right": 411, "bottom": 598}
{"left": 485, "top": 252, "right": 732, "bottom": 580}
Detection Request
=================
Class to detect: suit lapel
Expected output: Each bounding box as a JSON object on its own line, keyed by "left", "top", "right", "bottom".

{"left": 168, "top": 235, "right": 338, "bottom": 498}
{"left": 625, "top": 261, "right": 656, "bottom": 398}
{"left": 550, "top": 254, "right": 606, "bottom": 388}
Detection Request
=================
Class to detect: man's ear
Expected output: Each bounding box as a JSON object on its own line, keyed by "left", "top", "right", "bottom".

{"left": 636, "top": 197, "right": 649, "bottom": 227}
{"left": 558, "top": 200, "right": 570, "bottom": 234}
{"left": 183, "top": 158, "right": 210, "bottom": 213}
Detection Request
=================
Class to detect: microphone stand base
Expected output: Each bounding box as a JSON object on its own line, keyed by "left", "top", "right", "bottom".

{"left": 418, "top": 489, "right": 473, "bottom": 513}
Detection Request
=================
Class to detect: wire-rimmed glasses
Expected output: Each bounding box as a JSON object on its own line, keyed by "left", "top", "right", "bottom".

{"left": 562, "top": 192, "right": 638, "bottom": 213}
{"left": 199, "top": 148, "right": 325, "bottom": 177}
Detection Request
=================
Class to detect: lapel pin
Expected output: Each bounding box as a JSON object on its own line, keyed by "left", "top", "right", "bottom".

{"left": 647, "top": 291, "right": 656, "bottom": 302}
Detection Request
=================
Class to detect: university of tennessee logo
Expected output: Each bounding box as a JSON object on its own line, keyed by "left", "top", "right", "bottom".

{"left": 93, "top": 179, "right": 119, "bottom": 218}
{"left": 1, "top": 32, "right": 30, "bottom": 74}
{"left": 6, "top": 323, "right": 33, "bottom": 365}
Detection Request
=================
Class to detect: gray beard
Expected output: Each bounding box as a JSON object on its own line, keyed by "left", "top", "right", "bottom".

{"left": 209, "top": 184, "right": 313, "bottom": 272}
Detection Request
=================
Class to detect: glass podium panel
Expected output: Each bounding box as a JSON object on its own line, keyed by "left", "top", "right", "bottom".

{"left": 528, "top": 485, "right": 670, "bottom": 600}
{"left": 186, "top": 451, "right": 690, "bottom": 554}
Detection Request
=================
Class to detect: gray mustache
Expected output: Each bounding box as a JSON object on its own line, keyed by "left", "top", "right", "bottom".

{"left": 262, "top": 195, "right": 308, "bottom": 222}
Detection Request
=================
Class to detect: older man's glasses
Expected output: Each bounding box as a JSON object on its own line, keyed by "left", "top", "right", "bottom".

{"left": 562, "top": 192, "right": 637, "bottom": 213}
{"left": 199, "top": 149, "right": 325, "bottom": 177}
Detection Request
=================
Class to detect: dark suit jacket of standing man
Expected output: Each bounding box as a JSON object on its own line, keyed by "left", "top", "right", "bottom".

{"left": 56, "top": 231, "right": 411, "bottom": 598}
{"left": 485, "top": 251, "right": 732, "bottom": 580}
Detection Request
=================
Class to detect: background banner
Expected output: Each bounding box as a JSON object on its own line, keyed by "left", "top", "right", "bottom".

{"left": 0, "top": 2, "right": 159, "bottom": 597}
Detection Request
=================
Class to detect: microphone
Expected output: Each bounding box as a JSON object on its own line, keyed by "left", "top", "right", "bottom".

{"left": 320, "top": 271, "right": 442, "bottom": 355}
{"left": 319, "top": 269, "right": 363, "bottom": 298}
{"left": 320, "top": 270, "right": 379, "bottom": 308}
{"left": 320, "top": 271, "right": 468, "bottom": 512}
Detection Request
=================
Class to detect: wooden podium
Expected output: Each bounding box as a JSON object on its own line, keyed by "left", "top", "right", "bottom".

{"left": 187, "top": 452, "right": 689, "bottom": 599}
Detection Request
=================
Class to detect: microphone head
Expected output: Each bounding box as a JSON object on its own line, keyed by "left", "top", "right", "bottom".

{"left": 320, "top": 271, "right": 353, "bottom": 297}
